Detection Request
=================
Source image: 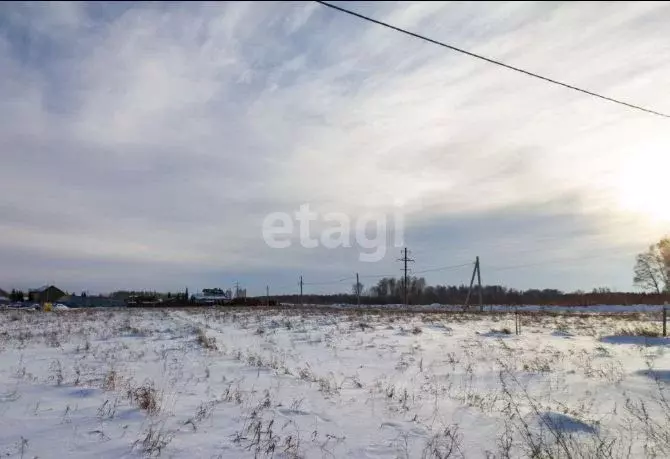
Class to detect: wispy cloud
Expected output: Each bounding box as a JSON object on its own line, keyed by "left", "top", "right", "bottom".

{"left": 1, "top": 1, "right": 668, "bottom": 293}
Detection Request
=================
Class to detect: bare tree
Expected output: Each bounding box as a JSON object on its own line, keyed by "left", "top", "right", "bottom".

{"left": 634, "top": 238, "right": 670, "bottom": 293}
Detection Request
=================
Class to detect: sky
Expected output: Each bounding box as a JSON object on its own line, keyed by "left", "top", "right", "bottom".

{"left": 1, "top": 1, "right": 670, "bottom": 296}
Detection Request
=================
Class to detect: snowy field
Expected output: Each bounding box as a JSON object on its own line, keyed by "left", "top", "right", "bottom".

{"left": 325, "top": 303, "right": 669, "bottom": 314}
{"left": 1, "top": 308, "right": 670, "bottom": 458}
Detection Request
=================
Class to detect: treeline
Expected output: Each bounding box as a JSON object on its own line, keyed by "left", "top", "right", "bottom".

{"left": 8, "top": 289, "right": 28, "bottom": 302}
{"left": 265, "top": 277, "right": 670, "bottom": 306}
{"left": 109, "top": 290, "right": 190, "bottom": 301}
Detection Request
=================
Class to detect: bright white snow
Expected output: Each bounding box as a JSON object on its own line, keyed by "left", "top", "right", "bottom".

{"left": 1, "top": 307, "right": 669, "bottom": 458}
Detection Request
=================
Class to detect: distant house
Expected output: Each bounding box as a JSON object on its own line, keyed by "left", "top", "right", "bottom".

{"left": 29, "top": 285, "right": 66, "bottom": 304}
{"left": 194, "top": 288, "right": 232, "bottom": 305}
{"left": 0, "top": 288, "right": 9, "bottom": 304}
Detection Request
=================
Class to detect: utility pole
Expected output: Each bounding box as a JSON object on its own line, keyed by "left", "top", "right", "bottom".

{"left": 266, "top": 285, "right": 270, "bottom": 307}
{"left": 299, "top": 275, "right": 303, "bottom": 306}
{"left": 464, "top": 257, "right": 482, "bottom": 311}
{"left": 356, "top": 272, "right": 360, "bottom": 306}
{"left": 397, "top": 248, "right": 415, "bottom": 306}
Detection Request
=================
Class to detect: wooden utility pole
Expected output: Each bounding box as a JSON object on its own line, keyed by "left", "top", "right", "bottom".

{"left": 299, "top": 276, "right": 303, "bottom": 306}
{"left": 356, "top": 273, "right": 360, "bottom": 306}
{"left": 397, "top": 248, "right": 415, "bottom": 306}
{"left": 465, "top": 261, "right": 476, "bottom": 310}
{"left": 464, "top": 257, "right": 482, "bottom": 311}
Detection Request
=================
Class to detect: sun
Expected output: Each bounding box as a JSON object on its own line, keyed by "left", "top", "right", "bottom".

{"left": 615, "top": 151, "right": 670, "bottom": 224}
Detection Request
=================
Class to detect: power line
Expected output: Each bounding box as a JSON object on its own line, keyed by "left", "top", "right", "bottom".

{"left": 269, "top": 247, "right": 636, "bottom": 295}
{"left": 410, "top": 233, "right": 644, "bottom": 262}
{"left": 303, "top": 263, "right": 471, "bottom": 284}
{"left": 315, "top": 1, "right": 670, "bottom": 119}
{"left": 304, "top": 276, "right": 355, "bottom": 286}
{"left": 413, "top": 261, "right": 473, "bottom": 275}
{"left": 358, "top": 272, "right": 399, "bottom": 280}
{"left": 410, "top": 236, "right": 569, "bottom": 258}
{"left": 487, "top": 249, "right": 637, "bottom": 272}
{"left": 273, "top": 282, "right": 297, "bottom": 291}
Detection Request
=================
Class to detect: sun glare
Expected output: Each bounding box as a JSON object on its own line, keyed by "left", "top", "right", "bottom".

{"left": 615, "top": 151, "right": 670, "bottom": 224}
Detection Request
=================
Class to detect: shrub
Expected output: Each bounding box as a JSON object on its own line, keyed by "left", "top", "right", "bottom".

{"left": 195, "top": 328, "right": 217, "bottom": 350}
{"left": 491, "top": 327, "right": 512, "bottom": 335}
{"left": 127, "top": 381, "right": 160, "bottom": 415}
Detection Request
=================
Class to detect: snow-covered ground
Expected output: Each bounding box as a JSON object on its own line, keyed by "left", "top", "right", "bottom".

{"left": 325, "top": 303, "right": 669, "bottom": 314}
{"left": 1, "top": 307, "right": 669, "bottom": 458}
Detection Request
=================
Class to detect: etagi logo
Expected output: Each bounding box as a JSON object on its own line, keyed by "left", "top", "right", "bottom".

{"left": 262, "top": 204, "right": 405, "bottom": 262}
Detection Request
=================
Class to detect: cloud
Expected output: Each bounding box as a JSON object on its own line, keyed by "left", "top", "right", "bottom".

{"left": 0, "top": 2, "right": 669, "bottom": 293}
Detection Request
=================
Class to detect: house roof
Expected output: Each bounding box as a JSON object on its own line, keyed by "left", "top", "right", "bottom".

{"left": 0, "top": 288, "right": 8, "bottom": 298}
{"left": 29, "top": 285, "right": 63, "bottom": 293}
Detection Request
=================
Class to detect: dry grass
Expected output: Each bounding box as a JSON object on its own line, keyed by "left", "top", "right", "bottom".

{"left": 615, "top": 326, "right": 662, "bottom": 338}
{"left": 2, "top": 306, "right": 670, "bottom": 458}
{"left": 127, "top": 381, "right": 160, "bottom": 415}
{"left": 134, "top": 422, "right": 174, "bottom": 457}
{"left": 102, "top": 369, "right": 120, "bottom": 391}
{"left": 491, "top": 327, "right": 512, "bottom": 335}
{"left": 195, "top": 328, "right": 217, "bottom": 350}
